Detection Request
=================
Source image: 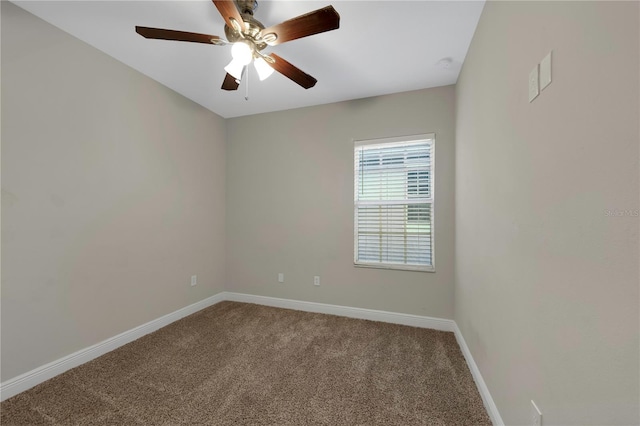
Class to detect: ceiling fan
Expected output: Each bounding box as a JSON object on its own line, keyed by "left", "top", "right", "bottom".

{"left": 135, "top": 0, "right": 340, "bottom": 91}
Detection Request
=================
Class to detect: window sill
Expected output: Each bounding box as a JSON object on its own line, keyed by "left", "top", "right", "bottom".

{"left": 354, "top": 262, "right": 435, "bottom": 273}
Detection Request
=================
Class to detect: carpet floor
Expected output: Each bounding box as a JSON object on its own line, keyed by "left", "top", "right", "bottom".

{"left": 1, "top": 301, "right": 491, "bottom": 425}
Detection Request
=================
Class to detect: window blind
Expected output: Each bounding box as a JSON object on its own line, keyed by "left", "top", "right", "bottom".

{"left": 354, "top": 137, "right": 434, "bottom": 270}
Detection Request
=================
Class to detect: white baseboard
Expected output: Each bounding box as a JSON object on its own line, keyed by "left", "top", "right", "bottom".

{"left": 221, "top": 291, "right": 455, "bottom": 332}
{"left": 453, "top": 323, "right": 504, "bottom": 426}
{"left": 0, "top": 293, "right": 225, "bottom": 401}
{"left": 1, "top": 291, "right": 502, "bottom": 426}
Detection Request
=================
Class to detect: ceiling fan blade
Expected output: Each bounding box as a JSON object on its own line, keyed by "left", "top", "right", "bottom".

{"left": 267, "top": 54, "right": 317, "bottom": 89}
{"left": 259, "top": 5, "right": 340, "bottom": 46}
{"left": 212, "top": 0, "right": 245, "bottom": 33}
{"left": 135, "top": 26, "right": 222, "bottom": 45}
{"left": 221, "top": 73, "right": 240, "bottom": 91}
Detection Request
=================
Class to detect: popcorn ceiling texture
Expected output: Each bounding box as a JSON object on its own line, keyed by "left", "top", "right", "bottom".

{"left": 1, "top": 302, "right": 490, "bottom": 425}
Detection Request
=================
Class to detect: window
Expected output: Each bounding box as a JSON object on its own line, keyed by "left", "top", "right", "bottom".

{"left": 354, "top": 134, "right": 434, "bottom": 271}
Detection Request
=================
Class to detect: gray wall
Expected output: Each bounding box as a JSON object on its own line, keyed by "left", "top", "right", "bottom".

{"left": 455, "top": 1, "right": 639, "bottom": 424}
{"left": 226, "top": 86, "right": 456, "bottom": 319}
{"left": 1, "top": 2, "right": 227, "bottom": 381}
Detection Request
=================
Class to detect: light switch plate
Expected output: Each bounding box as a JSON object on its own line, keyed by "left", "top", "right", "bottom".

{"left": 278, "top": 273, "right": 284, "bottom": 283}
{"left": 540, "top": 51, "right": 552, "bottom": 90}
{"left": 529, "top": 65, "right": 539, "bottom": 102}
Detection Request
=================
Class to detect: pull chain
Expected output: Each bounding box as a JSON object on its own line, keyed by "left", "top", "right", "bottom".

{"left": 245, "top": 64, "right": 249, "bottom": 101}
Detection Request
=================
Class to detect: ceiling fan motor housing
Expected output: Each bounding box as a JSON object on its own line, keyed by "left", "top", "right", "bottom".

{"left": 224, "top": 13, "right": 267, "bottom": 52}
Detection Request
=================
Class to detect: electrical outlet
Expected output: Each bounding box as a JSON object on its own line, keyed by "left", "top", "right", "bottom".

{"left": 191, "top": 275, "right": 197, "bottom": 287}
{"left": 531, "top": 400, "right": 542, "bottom": 426}
{"left": 313, "top": 276, "right": 320, "bottom": 286}
{"left": 278, "top": 273, "right": 284, "bottom": 283}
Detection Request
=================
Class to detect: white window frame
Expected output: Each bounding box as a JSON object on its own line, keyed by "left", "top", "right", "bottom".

{"left": 353, "top": 134, "right": 435, "bottom": 272}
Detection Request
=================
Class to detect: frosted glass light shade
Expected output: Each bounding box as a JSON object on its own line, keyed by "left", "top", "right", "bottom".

{"left": 224, "top": 59, "right": 244, "bottom": 80}
{"left": 254, "top": 57, "right": 274, "bottom": 81}
{"left": 231, "top": 42, "right": 252, "bottom": 65}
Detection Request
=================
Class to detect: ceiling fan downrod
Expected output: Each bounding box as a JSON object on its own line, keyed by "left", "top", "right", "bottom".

{"left": 236, "top": 0, "right": 258, "bottom": 16}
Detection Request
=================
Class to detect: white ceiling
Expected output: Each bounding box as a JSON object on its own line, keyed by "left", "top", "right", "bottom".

{"left": 12, "top": 0, "right": 485, "bottom": 118}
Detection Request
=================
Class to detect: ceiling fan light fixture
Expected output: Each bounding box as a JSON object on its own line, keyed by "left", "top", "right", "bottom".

{"left": 254, "top": 57, "right": 274, "bottom": 80}
{"left": 231, "top": 42, "right": 253, "bottom": 66}
{"left": 225, "top": 59, "right": 245, "bottom": 80}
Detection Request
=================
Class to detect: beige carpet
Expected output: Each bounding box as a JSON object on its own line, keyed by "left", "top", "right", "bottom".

{"left": 1, "top": 301, "right": 491, "bottom": 425}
